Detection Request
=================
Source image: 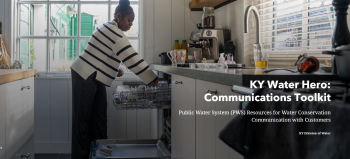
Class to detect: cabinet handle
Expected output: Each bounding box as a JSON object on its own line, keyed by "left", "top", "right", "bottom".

{"left": 21, "top": 86, "right": 30, "bottom": 91}
{"left": 205, "top": 90, "right": 217, "bottom": 95}
{"left": 175, "top": 81, "right": 182, "bottom": 84}
{"left": 21, "top": 153, "right": 30, "bottom": 158}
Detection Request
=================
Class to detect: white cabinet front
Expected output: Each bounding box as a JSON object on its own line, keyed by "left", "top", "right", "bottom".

{"left": 0, "top": 84, "right": 6, "bottom": 159}
{"left": 171, "top": 75, "right": 196, "bottom": 159}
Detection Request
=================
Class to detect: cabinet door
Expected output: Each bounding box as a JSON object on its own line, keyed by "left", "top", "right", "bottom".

{"left": 5, "top": 80, "right": 25, "bottom": 159}
{"left": 195, "top": 80, "right": 217, "bottom": 159}
{"left": 171, "top": 75, "right": 196, "bottom": 159}
{"left": 0, "top": 84, "right": 6, "bottom": 159}
{"left": 22, "top": 77, "right": 34, "bottom": 142}
{"left": 21, "top": 78, "right": 34, "bottom": 159}
{"left": 195, "top": 80, "right": 243, "bottom": 159}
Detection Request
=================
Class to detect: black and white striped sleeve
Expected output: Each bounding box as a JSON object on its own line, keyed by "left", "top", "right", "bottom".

{"left": 112, "top": 37, "right": 158, "bottom": 85}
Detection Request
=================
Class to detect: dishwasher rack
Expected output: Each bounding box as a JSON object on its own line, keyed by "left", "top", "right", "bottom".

{"left": 113, "top": 86, "right": 171, "bottom": 110}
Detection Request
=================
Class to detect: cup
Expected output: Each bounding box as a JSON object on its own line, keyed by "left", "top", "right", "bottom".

{"left": 254, "top": 43, "right": 270, "bottom": 69}
{"left": 194, "top": 50, "right": 202, "bottom": 60}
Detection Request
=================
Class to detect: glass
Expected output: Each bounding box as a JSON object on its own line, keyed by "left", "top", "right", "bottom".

{"left": 50, "top": 4, "right": 78, "bottom": 36}
{"left": 110, "top": 4, "right": 139, "bottom": 37}
{"left": 80, "top": 4, "right": 108, "bottom": 36}
{"left": 19, "top": 4, "right": 47, "bottom": 36}
{"left": 49, "top": 39, "right": 77, "bottom": 72}
{"left": 19, "top": 39, "right": 47, "bottom": 71}
{"left": 157, "top": 81, "right": 168, "bottom": 89}
{"left": 254, "top": 44, "right": 270, "bottom": 69}
{"left": 202, "top": 6, "right": 215, "bottom": 29}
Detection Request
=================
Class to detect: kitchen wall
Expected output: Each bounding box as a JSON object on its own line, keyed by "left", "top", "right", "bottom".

{"left": 143, "top": 0, "right": 246, "bottom": 64}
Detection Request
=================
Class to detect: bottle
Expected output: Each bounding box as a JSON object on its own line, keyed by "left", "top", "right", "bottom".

{"left": 181, "top": 40, "right": 188, "bottom": 62}
{"left": 218, "top": 53, "right": 225, "bottom": 64}
{"left": 173, "top": 40, "right": 180, "bottom": 50}
{"left": 181, "top": 40, "right": 188, "bottom": 53}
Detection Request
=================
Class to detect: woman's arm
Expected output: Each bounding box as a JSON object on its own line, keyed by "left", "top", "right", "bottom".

{"left": 112, "top": 37, "right": 158, "bottom": 85}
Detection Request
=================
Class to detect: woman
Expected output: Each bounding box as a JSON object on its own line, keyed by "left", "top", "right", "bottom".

{"left": 70, "top": 0, "right": 165, "bottom": 158}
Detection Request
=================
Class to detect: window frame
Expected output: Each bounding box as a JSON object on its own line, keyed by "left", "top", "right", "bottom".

{"left": 16, "top": 0, "right": 141, "bottom": 75}
{"left": 257, "top": 0, "right": 334, "bottom": 59}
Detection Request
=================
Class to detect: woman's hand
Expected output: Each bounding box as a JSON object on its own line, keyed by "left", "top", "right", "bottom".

{"left": 117, "top": 69, "right": 124, "bottom": 77}
{"left": 154, "top": 78, "right": 168, "bottom": 85}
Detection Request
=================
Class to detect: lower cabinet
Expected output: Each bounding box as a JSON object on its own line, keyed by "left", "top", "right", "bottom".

{"left": 0, "top": 77, "right": 34, "bottom": 159}
{"left": 0, "top": 84, "right": 6, "bottom": 159}
{"left": 171, "top": 74, "right": 196, "bottom": 159}
{"left": 195, "top": 79, "right": 242, "bottom": 159}
{"left": 171, "top": 75, "right": 243, "bottom": 159}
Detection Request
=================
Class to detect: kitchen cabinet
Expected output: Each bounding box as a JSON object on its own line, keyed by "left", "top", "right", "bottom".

{"left": 0, "top": 77, "right": 34, "bottom": 159}
{"left": 170, "top": 75, "right": 243, "bottom": 159}
{"left": 171, "top": 74, "right": 196, "bottom": 159}
{"left": 195, "top": 79, "right": 242, "bottom": 159}
{"left": 0, "top": 84, "right": 6, "bottom": 159}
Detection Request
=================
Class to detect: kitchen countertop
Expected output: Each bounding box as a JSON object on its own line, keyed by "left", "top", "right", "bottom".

{"left": 0, "top": 69, "right": 36, "bottom": 85}
{"left": 150, "top": 64, "right": 339, "bottom": 86}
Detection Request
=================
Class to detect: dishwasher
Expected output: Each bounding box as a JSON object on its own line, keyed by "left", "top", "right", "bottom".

{"left": 90, "top": 79, "right": 172, "bottom": 159}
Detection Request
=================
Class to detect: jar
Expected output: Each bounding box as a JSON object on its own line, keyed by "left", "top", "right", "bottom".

{"left": 202, "top": 6, "right": 215, "bottom": 29}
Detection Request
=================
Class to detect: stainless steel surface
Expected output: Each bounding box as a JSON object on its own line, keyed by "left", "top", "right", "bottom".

{"left": 205, "top": 90, "right": 217, "bottom": 95}
{"left": 21, "top": 153, "right": 30, "bottom": 158}
{"left": 175, "top": 81, "right": 182, "bottom": 84}
{"left": 113, "top": 87, "right": 171, "bottom": 110}
{"left": 150, "top": 64, "right": 338, "bottom": 87}
{"left": 244, "top": 5, "right": 260, "bottom": 44}
{"left": 189, "top": 29, "right": 230, "bottom": 61}
{"left": 90, "top": 139, "right": 171, "bottom": 159}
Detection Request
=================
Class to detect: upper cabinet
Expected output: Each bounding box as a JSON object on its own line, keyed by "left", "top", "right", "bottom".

{"left": 189, "top": 0, "right": 237, "bottom": 11}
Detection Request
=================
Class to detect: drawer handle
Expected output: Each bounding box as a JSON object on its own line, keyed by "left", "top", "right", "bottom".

{"left": 21, "top": 86, "right": 30, "bottom": 91}
{"left": 21, "top": 153, "right": 30, "bottom": 158}
{"left": 175, "top": 81, "right": 182, "bottom": 84}
{"left": 205, "top": 90, "right": 217, "bottom": 95}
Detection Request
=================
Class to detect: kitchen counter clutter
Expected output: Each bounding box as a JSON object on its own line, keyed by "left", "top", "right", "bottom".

{"left": 0, "top": 69, "right": 36, "bottom": 85}
{"left": 0, "top": 69, "right": 35, "bottom": 159}
{"left": 150, "top": 64, "right": 338, "bottom": 86}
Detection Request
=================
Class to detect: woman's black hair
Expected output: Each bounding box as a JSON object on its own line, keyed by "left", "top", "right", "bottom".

{"left": 114, "top": 0, "right": 134, "bottom": 18}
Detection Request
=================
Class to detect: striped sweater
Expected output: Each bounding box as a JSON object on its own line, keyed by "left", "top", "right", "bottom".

{"left": 71, "top": 20, "right": 157, "bottom": 87}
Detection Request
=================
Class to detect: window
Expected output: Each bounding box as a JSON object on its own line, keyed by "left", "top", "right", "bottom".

{"left": 17, "top": 0, "right": 140, "bottom": 73}
{"left": 253, "top": 0, "right": 333, "bottom": 65}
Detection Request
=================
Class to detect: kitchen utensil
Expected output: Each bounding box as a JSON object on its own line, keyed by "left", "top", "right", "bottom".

{"left": 323, "top": 44, "right": 350, "bottom": 82}
{"left": 194, "top": 50, "right": 202, "bottom": 60}
{"left": 157, "top": 81, "right": 168, "bottom": 89}
{"left": 167, "top": 50, "right": 186, "bottom": 67}
{"left": 159, "top": 52, "right": 172, "bottom": 65}
{"left": 224, "top": 40, "right": 236, "bottom": 58}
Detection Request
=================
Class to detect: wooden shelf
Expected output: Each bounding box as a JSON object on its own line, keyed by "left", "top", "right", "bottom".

{"left": 189, "top": 0, "right": 237, "bottom": 11}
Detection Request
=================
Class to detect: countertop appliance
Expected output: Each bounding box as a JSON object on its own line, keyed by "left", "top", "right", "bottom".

{"left": 188, "top": 29, "right": 230, "bottom": 62}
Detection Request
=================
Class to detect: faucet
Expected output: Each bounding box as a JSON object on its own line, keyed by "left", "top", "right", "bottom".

{"left": 244, "top": 5, "right": 261, "bottom": 44}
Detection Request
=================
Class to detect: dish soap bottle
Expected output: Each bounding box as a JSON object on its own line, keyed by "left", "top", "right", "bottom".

{"left": 218, "top": 53, "right": 226, "bottom": 64}
{"left": 173, "top": 40, "right": 180, "bottom": 50}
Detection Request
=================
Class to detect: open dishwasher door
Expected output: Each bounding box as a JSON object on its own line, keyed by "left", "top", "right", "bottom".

{"left": 90, "top": 81, "right": 172, "bottom": 158}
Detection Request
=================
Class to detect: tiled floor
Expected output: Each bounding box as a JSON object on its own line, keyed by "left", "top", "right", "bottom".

{"left": 35, "top": 154, "right": 71, "bottom": 159}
